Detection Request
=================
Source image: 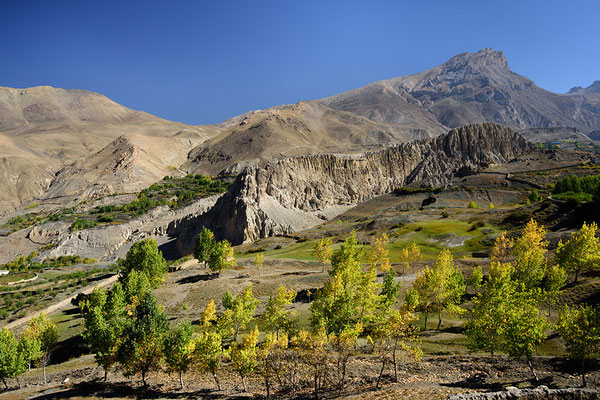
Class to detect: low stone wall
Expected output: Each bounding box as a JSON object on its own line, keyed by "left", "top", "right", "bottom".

{"left": 448, "top": 386, "right": 600, "bottom": 400}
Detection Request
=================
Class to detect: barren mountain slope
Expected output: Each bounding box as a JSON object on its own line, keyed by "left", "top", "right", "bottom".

{"left": 0, "top": 86, "right": 221, "bottom": 211}
{"left": 323, "top": 49, "right": 600, "bottom": 133}
{"left": 184, "top": 100, "right": 438, "bottom": 176}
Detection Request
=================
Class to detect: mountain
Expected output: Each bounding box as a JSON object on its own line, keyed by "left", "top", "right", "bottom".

{"left": 322, "top": 48, "right": 600, "bottom": 134}
{"left": 184, "top": 100, "right": 435, "bottom": 176}
{"left": 0, "top": 86, "right": 219, "bottom": 211}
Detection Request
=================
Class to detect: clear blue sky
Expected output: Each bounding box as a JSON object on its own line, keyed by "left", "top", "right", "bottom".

{"left": 1, "top": 0, "right": 598, "bottom": 125}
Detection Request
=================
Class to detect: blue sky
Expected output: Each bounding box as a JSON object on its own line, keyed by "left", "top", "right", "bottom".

{"left": 1, "top": 0, "right": 598, "bottom": 125}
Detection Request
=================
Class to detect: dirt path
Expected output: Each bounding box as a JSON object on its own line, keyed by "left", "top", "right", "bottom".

{"left": 1, "top": 274, "right": 119, "bottom": 331}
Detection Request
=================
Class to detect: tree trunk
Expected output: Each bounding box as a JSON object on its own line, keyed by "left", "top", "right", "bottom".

{"left": 393, "top": 340, "right": 399, "bottom": 382}
{"left": 321, "top": 262, "right": 325, "bottom": 273}
{"left": 43, "top": 364, "right": 47, "bottom": 384}
{"left": 212, "top": 372, "right": 221, "bottom": 390}
{"left": 376, "top": 358, "right": 387, "bottom": 389}
{"left": 437, "top": 313, "right": 443, "bottom": 330}
{"left": 2, "top": 379, "right": 7, "bottom": 389}
{"left": 424, "top": 314, "right": 428, "bottom": 330}
{"left": 141, "top": 370, "right": 147, "bottom": 387}
{"left": 241, "top": 375, "right": 247, "bottom": 392}
{"left": 581, "top": 358, "right": 587, "bottom": 387}
{"left": 179, "top": 371, "right": 184, "bottom": 389}
{"left": 527, "top": 357, "right": 538, "bottom": 382}
{"left": 265, "top": 375, "right": 270, "bottom": 399}
{"left": 104, "top": 369, "right": 108, "bottom": 382}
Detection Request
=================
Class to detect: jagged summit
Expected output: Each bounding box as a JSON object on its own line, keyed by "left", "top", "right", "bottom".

{"left": 322, "top": 49, "right": 600, "bottom": 133}
{"left": 442, "top": 48, "right": 509, "bottom": 72}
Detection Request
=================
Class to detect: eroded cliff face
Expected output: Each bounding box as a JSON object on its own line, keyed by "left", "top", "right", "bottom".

{"left": 171, "top": 123, "right": 533, "bottom": 254}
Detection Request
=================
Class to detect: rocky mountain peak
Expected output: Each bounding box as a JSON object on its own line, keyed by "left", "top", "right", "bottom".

{"left": 444, "top": 48, "right": 509, "bottom": 71}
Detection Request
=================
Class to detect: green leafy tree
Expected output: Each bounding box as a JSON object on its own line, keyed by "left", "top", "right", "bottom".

{"left": 194, "top": 330, "right": 223, "bottom": 390}
{"left": 163, "top": 320, "right": 195, "bottom": 388}
{"left": 118, "top": 292, "right": 169, "bottom": 386}
{"left": 556, "top": 305, "right": 600, "bottom": 386}
{"left": 467, "top": 200, "right": 479, "bottom": 209}
{"left": 194, "top": 227, "right": 215, "bottom": 263}
{"left": 81, "top": 285, "right": 126, "bottom": 382}
{"left": 411, "top": 250, "right": 465, "bottom": 330}
{"left": 528, "top": 189, "right": 541, "bottom": 203}
{"left": 264, "top": 285, "right": 298, "bottom": 338}
{"left": 0, "top": 329, "right": 26, "bottom": 389}
{"left": 555, "top": 222, "right": 600, "bottom": 282}
{"left": 122, "top": 269, "right": 152, "bottom": 302}
{"left": 254, "top": 253, "right": 264, "bottom": 270}
{"left": 370, "top": 234, "right": 391, "bottom": 273}
{"left": 26, "top": 314, "right": 58, "bottom": 384}
{"left": 502, "top": 293, "right": 547, "bottom": 381}
{"left": 310, "top": 232, "right": 382, "bottom": 334}
{"left": 228, "top": 325, "right": 259, "bottom": 392}
{"left": 466, "top": 265, "right": 483, "bottom": 289}
{"left": 218, "top": 285, "right": 260, "bottom": 341}
{"left": 466, "top": 262, "right": 514, "bottom": 355}
{"left": 380, "top": 269, "right": 401, "bottom": 313}
{"left": 17, "top": 330, "right": 41, "bottom": 371}
{"left": 121, "top": 239, "right": 167, "bottom": 287}
{"left": 207, "top": 240, "right": 235, "bottom": 276}
{"left": 313, "top": 237, "right": 334, "bottom": 272}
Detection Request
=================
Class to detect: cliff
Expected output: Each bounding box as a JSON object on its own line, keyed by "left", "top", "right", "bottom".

{"left": 171, "top": 123, "right": 533, "bottom": 254}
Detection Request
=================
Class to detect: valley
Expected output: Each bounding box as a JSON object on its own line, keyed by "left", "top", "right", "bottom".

{"left": 2, "top": 48, "right": 600, "bottom": 400}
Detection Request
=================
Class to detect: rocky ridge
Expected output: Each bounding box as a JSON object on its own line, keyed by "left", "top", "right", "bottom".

{"left": 171, "top": 123, "right": 533, "bottom": 255}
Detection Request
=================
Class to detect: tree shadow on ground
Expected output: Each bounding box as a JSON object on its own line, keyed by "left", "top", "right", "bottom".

{"left": 176, "top": 273, "right": 217, "bottom": 284}
{"left": 441, "top": 374, "right": 555, "bottom": 391}
{"left": 27, "top": 380, "right": 255, "bottom": 400}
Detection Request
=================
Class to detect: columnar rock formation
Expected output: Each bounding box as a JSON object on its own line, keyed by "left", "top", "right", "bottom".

{"left": 171, "top": 123, "right": 533, "bottom": 254}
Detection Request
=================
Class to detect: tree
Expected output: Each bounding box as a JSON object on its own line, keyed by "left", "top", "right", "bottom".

{"left": 194, "top": 227, "right": 215, "bottom": 263}
{"left": 512, "top": 219, "right": 548, "bottom": 291}
{"left": 502, "top": 293, "right": 547, "bottom": 382}
{"left": 0, "top": 329, "right": 26, "bottom": 389}
{"left": 398, "top": 242, "right": 421, "bottom": 274}
{"left": 369, "top": 309, "right": 421, "bottom": 387}
{"left": 81, "top": 285, "right": 126, "bottom": 382}
{"left": 163, "top": 320, "right": 195, "bottom": 389}
{"left": 296, "top": 328, "right": 329, "bottom": 398}
{"left": 329, "top": 323, "right": 362, "bottom": 391}
{"left": 218, "top": 285, "right": 260, "bottom": 341}
{"left": 257, "top": 332, "right": 288, "bottom": 399}
{"left": 310, "top": 232, "right": 382, "bottom": 334}
{"left": 17, "top": 332, "right": 41, "bottom": 372}
{"left": 26, "top": 314, "right": 58, "bottom": 384}
{"left": 254, "top": 253, "right": 264, "bottom": 270}
{"left": 312, "top": 237, "right": 333, "bottom": 273}
{"left": 467, "top": 200, "right": 479, "bottom": 209}
{"left": 122, "top": 269, "right": 152, "bottom": 302}
{"left": 411, "top": 250, "right": 465, "bottom": 330}
{"left": 194, "top": 330, "right": 223, "bottom": 390}
{"left": 121, "top": 239, "right": 167, "bottom": 287}
{"left": 466, "top": 265, "right": 483, "bottom": 289}
{"left": 555, "top": 222, "right": 600, "bottom": 282}
{"left": 491, "top": 232, "right": 513, "bottom": 263}
{"left": 200, "top": 300, "right": 217, "bottom": 327}
{"left": 228, "top": 325, "right": 259, "bottom": 392}
{"left": 466, "top": 262, "right": 514, "bottom": 355}
{"left": 380, "top": 269, "right": 401, "bottom": 312}
{"left": 370, "top": 234, "right": 391, "bottom": 273}
{"left": 264, "top": 285, "right": 298, "bottom": 338}
{"left": 207, "top": 240, "right": 235, "bottom": 276}
{"left": 556, "top": 305, "right": 600, "bottom": 386}
{"left": 528, "top": 189, "right": 541, "bottom": 203}
{"left": 118, "top": 292, "right": 168, "bottom": 386}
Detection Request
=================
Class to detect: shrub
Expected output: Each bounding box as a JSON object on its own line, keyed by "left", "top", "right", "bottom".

{"left": 467, "top": 201, "right": 479, "bottom": 209}
{"left": 70, "top": 219, "right": 97, "bottom": 232}
{"left": 528, "top": 189, "right": 541, "bottom": 203}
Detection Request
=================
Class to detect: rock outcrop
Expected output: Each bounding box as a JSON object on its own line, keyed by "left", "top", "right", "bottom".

{"left": 172, "top": 123, "right": 533, "bottom": 254}
{"left": 448, "top": 386, "right": 600, "bottom": 400}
